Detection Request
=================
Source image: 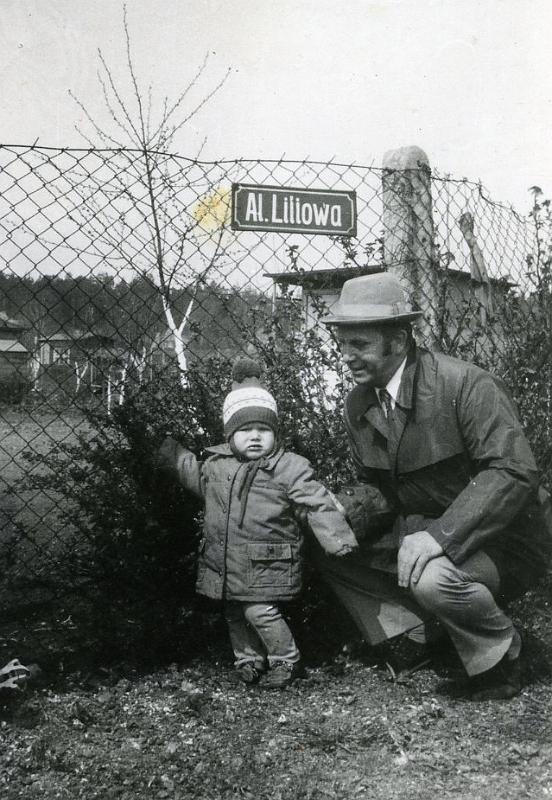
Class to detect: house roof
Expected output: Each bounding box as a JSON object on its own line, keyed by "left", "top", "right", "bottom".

{"left": 445, "top": 267, "right": 516, "bottom": 287}
{"left": 264, "top": 265, "right": 381, "bottom": 290}
{"left": 0, "top": 339, "right": 29, "bottom": 353}
{"left": 39, "top": 329, "right": 116, "bottom": 344}
{"left": 39, "top": 332, "right": 74, "bottom": 342}
{"left": 76, "top": 331, "right": 115, "bottom": 342}
{"left": 265, "top": 265, "right": 515, "bottom": 290}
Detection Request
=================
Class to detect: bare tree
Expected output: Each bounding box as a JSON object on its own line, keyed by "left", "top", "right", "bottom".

{"left": 67, "top": 4, "right": 232, "bottom": 386}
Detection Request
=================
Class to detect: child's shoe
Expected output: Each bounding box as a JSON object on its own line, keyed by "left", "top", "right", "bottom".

{"left": 235, "top": 663, "right": 263, "bottom": 685}
{"left": 261, "top": 660, "right": 305, "bottom": 690}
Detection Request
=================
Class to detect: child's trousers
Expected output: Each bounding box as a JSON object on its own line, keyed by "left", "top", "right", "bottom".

{"left": 224, "top": 601, "right": 301, "bottom": 668}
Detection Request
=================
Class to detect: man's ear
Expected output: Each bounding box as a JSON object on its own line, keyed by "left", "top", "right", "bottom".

{"left": 392, "top": 327, "right": 409, "bottom": 354}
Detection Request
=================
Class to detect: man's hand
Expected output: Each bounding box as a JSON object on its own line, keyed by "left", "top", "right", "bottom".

{"left": 397, "top": 531, "right": 443, "bottom": 588}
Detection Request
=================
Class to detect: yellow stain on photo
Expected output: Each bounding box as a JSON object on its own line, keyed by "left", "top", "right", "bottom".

{"left": 192, "top": 187, "right": 231, "bottom": 233}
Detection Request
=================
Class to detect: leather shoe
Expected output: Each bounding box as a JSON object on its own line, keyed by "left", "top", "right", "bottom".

{"left": 469, "top": 651, "right": 522, "bottom": 701}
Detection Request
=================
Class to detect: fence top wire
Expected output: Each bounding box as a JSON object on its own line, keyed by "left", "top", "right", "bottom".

{"left": 0, "top": 142, "right": 533, "bottom": 219}
{"left": 0, "top": 141, "right": 531, "bottom": 199}
{"left": 0, "top": 142, "right": 538, "bottom": 297}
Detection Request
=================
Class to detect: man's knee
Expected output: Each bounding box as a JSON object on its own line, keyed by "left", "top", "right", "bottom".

{"left": 410, "top": 555, "right": 497, "bottom": 619}
{"left": 409, "top": 556, "right": 464, "bottom": 613}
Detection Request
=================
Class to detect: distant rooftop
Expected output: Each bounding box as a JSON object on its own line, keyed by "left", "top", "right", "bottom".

{"left": 0, "top": 340, "right": 29, "bottom": 353}
{"left": 265, "top": 265, "right": 515, "bottom": 289}
{"left": 264, "top": 265, "right": 381, "bottom": 289}
{"left": 39, "top": 329, "right": 115, "bottom": 342}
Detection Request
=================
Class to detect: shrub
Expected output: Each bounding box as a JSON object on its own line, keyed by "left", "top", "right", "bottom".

{"left": 22, "top": 303, "right": 356, "bottom": 665}
{"left": 0, "top": 373, "right": 31, "bottom": 405}
{"left": 494, "top": 191, "right": 552, "bottom": 489}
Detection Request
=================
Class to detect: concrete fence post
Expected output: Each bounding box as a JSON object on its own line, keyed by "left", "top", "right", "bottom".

{"left": 381, "top": 146, "right": 441, "bottom": 350}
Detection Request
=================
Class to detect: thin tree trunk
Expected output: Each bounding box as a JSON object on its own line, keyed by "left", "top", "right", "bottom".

{"left": 162, "top": 298, "right": 189, "bottom": 386}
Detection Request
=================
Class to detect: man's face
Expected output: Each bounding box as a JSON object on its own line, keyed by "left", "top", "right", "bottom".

{"left": 334, "top": 325, "right": 404, "bottom": 387}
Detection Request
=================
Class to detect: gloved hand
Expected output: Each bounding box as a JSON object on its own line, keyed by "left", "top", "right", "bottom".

{"left": 334, "top": 484, "right": 394, "bottom": 543}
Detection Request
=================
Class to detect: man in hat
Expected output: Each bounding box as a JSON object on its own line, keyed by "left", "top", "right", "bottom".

{"left": 319, "top": 272, "right": 551, "bottom": 700}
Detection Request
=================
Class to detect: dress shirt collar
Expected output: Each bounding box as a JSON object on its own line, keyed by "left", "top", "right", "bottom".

{"left": 375, "top": 356, "right": 407, "bottom": 411}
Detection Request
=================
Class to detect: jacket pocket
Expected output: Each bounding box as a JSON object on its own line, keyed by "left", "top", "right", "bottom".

{"left": 247, "top": 542, "right": 293, "bottom": 589}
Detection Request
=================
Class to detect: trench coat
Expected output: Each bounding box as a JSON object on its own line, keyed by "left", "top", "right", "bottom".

{"left": 344, "top": 346, "right": 552, "bottom": 592}
{"left": 168, "top": 442, "right": 357, "bottom": 602}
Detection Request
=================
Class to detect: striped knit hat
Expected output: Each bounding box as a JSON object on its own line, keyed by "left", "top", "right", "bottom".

{"left": 222, "top": 358, "right": 278, "bottom": 440}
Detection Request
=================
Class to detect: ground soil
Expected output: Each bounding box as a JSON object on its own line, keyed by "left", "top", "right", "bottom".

{"left": 1, "top": 606, "right": 551, "bottom": 800}
{"left": 1, "top": 410, "right": 552, "bottom": 799}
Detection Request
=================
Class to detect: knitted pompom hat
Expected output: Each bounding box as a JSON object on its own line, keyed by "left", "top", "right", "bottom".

{"left": 223, "top": 357, "right": 278, "bottom": 439}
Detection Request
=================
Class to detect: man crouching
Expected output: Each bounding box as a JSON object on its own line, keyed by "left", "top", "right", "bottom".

{"left": 318, "top": 272, "right": 552, "bottom": 700}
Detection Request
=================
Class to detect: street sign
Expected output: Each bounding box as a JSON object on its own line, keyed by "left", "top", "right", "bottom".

{"left": 231, "top": 183, "right": 356, "bottom": 236}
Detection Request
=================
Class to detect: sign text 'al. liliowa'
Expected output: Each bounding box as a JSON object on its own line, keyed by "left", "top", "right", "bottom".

{"left": 231, "top": 184, "right": 356, "bottom": 236}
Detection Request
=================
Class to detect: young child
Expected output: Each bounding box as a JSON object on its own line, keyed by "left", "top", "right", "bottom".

{"left": 158, "top": 358, "right": 358, "bottom": 689}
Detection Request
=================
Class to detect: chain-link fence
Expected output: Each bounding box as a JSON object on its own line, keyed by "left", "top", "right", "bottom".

{"left": 0, "top": 143, "right": 550, "bottom": 667}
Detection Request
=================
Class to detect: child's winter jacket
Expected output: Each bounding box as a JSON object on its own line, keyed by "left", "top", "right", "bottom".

{"left": 167, "top": 441, "right": 358, "bottom": 602}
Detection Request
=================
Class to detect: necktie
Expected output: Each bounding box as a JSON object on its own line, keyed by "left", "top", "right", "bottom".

{"left": 380, "top": 388, "right": 394, "bottom": 420}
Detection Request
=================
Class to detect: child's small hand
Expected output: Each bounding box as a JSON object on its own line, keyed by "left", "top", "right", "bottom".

{"left": 293, "top": 504, "right": 309, "bottom": 526}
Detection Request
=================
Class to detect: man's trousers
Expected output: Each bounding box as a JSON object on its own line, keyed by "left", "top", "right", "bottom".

{"left": 314, "top": 541, "right": 516, "bottom": 676}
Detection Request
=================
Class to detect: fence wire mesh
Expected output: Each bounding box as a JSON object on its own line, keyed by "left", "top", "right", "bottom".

{"left": 0, "top": 143, "right": 549, "bottom": 666}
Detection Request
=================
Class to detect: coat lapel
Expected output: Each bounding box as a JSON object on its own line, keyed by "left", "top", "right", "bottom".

{"left": 348, "top": 383, "right": 388, "bottom": 440}
{"left": 365, "top": 402, "right": 390, "bottom": 442}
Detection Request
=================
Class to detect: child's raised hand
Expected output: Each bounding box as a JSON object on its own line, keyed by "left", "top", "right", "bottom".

{"left": 155, "top": 436, "right": 180, "bottom": 470}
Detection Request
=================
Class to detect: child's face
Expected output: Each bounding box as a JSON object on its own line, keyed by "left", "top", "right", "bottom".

{"left": 232, "top": 423, "right": 275, "bottom": 460}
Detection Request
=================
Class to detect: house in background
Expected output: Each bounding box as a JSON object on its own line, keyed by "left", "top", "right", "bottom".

{"left": 37, "top": 326, "right": 191, "bottom": 400}
{"left": 266, "top": 265, "right": 380, "bottom": 332}
{"left": 0, "top": 311, "right": 32, "bottom": 380}
{"left": 38, "top": 331, "right": 73, "bottom": 368}
{"left": 265, "top": 264, "right": 514, "bottom": 358}
{"left": 37, "top": 328, "right": 127, "bottom": 396}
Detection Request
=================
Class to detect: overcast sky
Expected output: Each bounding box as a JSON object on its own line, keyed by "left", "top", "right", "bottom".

{"left": 1, "top": 0, "right": 550, "bottom": 210}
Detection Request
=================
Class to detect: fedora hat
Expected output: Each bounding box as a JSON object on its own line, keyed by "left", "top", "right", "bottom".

{"left": 323, "top": 272, "right": 423, "bottom": 326}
